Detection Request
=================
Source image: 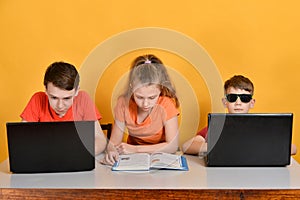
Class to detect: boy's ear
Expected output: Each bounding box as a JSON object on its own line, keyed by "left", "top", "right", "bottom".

{"left": 221, "top": 98, "right": 227, "bottom": 108}
{"left": 44, "top": 86, "right": 48, "bottom": 95}
{"left": 250, "top": 98, "right": 256, "bottom": 108}
{"left": 74, "top": 87, "right": 80, "bottom": 96}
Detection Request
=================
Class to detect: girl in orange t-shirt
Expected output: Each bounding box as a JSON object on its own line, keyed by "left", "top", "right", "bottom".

{"left": 102, "top": 55, "right": 180, "bottom": 166}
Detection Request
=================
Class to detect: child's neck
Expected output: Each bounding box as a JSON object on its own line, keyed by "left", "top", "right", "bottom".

{"left": 137, "top": 108, "right": 153, "bottom": 124}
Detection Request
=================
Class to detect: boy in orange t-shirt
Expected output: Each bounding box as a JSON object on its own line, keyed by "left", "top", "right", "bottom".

{"left": 21, "top": 61, "right": 107, "bottom": 155}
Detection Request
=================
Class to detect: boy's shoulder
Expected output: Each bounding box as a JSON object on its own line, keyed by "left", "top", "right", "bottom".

{"left": 76, "top": 90, "right": 88, "bottom": 97}
{"left": 31, "top": 91, "right": 47, "bottom": 99}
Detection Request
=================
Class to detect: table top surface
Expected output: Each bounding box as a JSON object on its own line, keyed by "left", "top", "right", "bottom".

{"left": 1, "top": 155, "right": 300, "bottom": 189}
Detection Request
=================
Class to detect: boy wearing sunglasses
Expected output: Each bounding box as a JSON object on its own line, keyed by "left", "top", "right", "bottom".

{"left": 221, "top": 75, "right": 255, "bottom": 114}
{"left": 182, "top": 75, "right": 297, "bottom": 155}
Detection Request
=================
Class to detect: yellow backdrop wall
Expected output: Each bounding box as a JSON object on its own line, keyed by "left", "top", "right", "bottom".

{"left": 0, "top": 0, "right": 299, "bottom": 162}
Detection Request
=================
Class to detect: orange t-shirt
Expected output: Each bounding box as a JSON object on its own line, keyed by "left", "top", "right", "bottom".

{"left": 20, "top": 91, "right": 102, "bottom": 122}
{"left": 114, "top": 96, "right": 179, "bottom": 145}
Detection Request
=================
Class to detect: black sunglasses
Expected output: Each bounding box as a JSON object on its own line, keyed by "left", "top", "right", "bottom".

{"left": 226, "top": 94, "right": 252, "bottom": 103}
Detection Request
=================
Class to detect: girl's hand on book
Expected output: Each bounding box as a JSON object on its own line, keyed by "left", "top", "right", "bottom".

{"left": 100, "top": 150, "right": 119, "bottom": 166}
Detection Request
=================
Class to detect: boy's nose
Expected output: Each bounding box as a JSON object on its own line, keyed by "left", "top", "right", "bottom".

{"left": 57, "top": 99, "right": 64, "bottom": 108}
{"left": 234, "top": 97, "right": 242, "bottom": 104}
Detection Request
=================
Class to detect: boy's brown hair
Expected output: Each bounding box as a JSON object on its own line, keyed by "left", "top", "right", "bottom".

{"left": 44, "top": 62, "right": 79, "bottom": 91}
{"left": 224, "top": 75, "right": 254, "bottom": 95}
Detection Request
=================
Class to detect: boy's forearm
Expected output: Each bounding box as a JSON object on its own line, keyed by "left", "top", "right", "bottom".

{"left": 182, "top": 135, "right": 206, "bottom": 155}
{"left": 95, "top": 134, "right": 107, "bottom": 155}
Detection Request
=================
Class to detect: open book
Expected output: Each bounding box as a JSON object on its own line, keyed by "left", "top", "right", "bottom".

{"left": 112, "top": 152, "right": 188, "bottom": 171}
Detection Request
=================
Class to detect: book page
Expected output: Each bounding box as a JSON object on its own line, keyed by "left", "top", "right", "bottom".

{"left": 150, "top": 152, "right": 182, "bottom": 169}
{"left": 113, "top": 153, "right": 150, "bottom": 171}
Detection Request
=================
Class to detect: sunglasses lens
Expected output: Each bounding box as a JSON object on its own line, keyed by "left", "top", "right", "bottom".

{"left": 240, "top": 94, "right": 252, "bottom": 103}
{"left": 226, "top": 94, "right": 238, "bottom": 103}
{"left": 226, "top": 94, "right": 252, "bottom": 103}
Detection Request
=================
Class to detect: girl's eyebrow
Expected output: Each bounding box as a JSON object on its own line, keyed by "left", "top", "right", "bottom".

{"left": 135, "top": 94, "right": 159, "bottom": 98}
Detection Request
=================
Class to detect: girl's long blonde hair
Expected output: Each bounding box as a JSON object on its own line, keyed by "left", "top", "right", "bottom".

{"left": 123, "top": 54, "right": 180, "bottom": 108}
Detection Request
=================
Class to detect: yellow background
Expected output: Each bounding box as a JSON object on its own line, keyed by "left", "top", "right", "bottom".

{"left": 1, "top": 0, "right": 299, "bottom": 162}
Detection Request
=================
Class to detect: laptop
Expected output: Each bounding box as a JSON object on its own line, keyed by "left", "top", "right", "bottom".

{"left": 6, "top": 121, "right": 95, "bottom": 173}
{"left": 205, "top": 113, "right": 293, "bottom": 167}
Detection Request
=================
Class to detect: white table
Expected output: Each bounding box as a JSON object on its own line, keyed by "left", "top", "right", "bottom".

{"left": 0, "top": 155, "right": 300, "bottom": 199}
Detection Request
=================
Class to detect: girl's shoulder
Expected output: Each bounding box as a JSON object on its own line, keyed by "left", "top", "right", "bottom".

{"left": 115, "top": 95, "right": 132, "bottom": 108}
{"left": 157, "top": 96, "right": 176, "bottom": 107}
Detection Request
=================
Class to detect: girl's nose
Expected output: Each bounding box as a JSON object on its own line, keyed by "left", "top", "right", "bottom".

{"left": 143, "top": 99, "right": 149, "bottom": 106}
